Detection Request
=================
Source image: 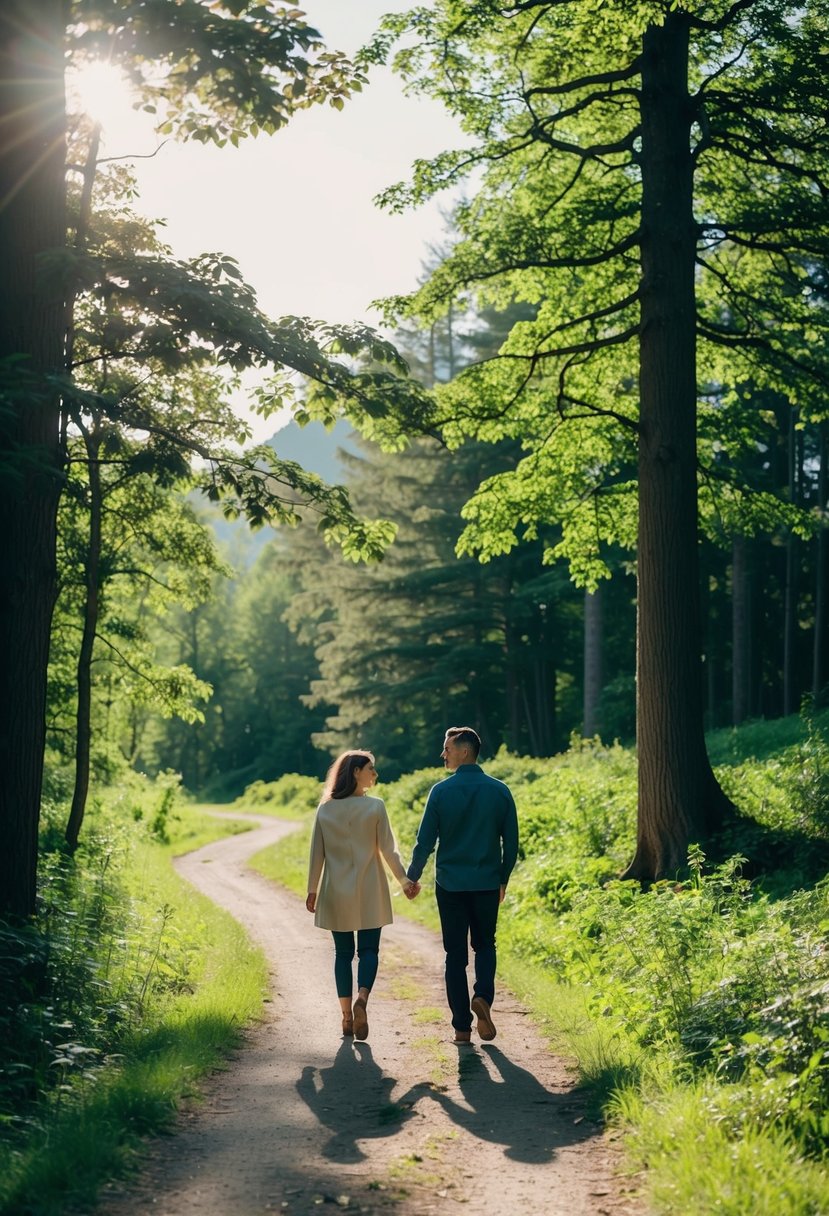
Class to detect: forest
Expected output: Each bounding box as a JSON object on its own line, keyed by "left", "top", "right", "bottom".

{"left": 1, "top": 0, "right": 828, "bottom": 1213}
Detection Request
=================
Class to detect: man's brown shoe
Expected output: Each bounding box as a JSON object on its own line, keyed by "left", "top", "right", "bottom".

{"left": 471, "top": 996, "right": 496, "bottom": 1041}
{"left": 353, "top": 997, "right": 369, "bottom": 1040}
{"left": 452, "top": 1030, "right": 472, "bottom": 1044}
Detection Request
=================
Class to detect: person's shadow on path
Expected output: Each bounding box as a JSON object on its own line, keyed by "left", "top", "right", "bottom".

{"left": 296, "top": 1039, "right": 430, "bottom": 1163}
{"left": 423, "top": 1044, "right": 594, "bottom": 1163}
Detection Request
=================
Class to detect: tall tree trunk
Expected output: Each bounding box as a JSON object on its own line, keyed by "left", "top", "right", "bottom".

{"left": 0, "top": 2, "right": 66, "bottom": 918}
{"left": 699, "top": 547, "right": 715, "bottom": 728}
{"left": 505, "top": 648, "right": 521, "bottom": 752}
{"left": 813, "top": 422, "right": 828, "bottom": 704}
{"left": 65, "top": 429, "right": 101, "bottom": 852}
{"left": 783, "top": 406, "right": 800, "bottom": 716}
{"left": 583, "top": 585, "right": 603, "bottom": 736}
{"left": 446, "top": 303, "right": 456, "bottom": 380}
{"left": 521, "top": 679, "right": 541, "bottom": 755}
{"left": 732, "top": 535, "right": 750, "bottom": 725}
{"left": 427, "top": 323, "right": 436, "bottom": 388}
{"left": 541, "top": 605, "right": 556, "bottom": 752}
{"left": 534, "top": 652, "right": 554, "bottom": 754}
{"left": 189, "top": 611, "right": 203, "bottom": 789}
{"left": 623, "top": 14, "right": 731, "bottom": 881}
{"left": 503, "top": 572, "right": 521, "bottom": 751}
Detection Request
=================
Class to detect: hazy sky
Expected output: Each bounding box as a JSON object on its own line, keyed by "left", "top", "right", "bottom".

{"left": 78, "top": 2, "right": 460, "bottom": 439}
{"left": 91, "top": 2, "right": 459, "bottom": 321}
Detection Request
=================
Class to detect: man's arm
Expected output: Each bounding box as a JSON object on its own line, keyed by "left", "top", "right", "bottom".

{"left": 500, "top": 791, "right": 519, "bottom": 887}
{"left": 407, "top": 793, "right": 440, "bottom": 882}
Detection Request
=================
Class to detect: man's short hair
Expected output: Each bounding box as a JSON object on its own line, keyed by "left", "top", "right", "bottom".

{"left": 445, "top": 726, "right": 481, "bottom": 759}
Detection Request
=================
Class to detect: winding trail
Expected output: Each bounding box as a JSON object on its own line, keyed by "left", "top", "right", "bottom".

{"left": 96, "top": 813, "right": 642, "bottom": 1216}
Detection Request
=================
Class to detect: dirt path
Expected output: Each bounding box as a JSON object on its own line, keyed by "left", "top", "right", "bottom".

{"left": 96, "top": 814, "right": 642, "bottom": 1216}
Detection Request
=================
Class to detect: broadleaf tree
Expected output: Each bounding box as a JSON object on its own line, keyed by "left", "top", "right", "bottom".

{"left": 0, "top": 0, "right": 426, "bottom": 918}
{"left": 354, "top": 0, "right": 829, "bottom": 879}
{"left": 51, "top": 431, "right": 220, "bottom": 848}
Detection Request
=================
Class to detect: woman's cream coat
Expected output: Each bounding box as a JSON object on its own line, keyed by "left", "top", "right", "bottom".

{"left": 307, "top": 795, "right": 409, "bottom": 931}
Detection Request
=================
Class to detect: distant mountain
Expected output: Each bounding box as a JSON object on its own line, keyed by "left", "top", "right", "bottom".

{"left": 200, "top": 419, "right": 360, "bottom": 568}
{"left": 266, "top": 418, "right": 358, "bottom": 483}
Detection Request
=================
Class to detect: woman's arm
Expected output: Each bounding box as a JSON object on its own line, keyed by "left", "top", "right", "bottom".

{"left": 307, "top": 812, "right": 325, "bottom": 908}
{"left": 376, "top": 801, "right": 413, "bottom": 888}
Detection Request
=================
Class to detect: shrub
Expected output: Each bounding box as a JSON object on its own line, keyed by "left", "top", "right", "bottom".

{"left": 236, "top": 772, "right": 321, "bottom": 816}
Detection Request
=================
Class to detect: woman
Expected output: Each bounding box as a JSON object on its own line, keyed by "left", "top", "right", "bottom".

{"left": 306, "top": 750, "right": 417, "bottom": 1040}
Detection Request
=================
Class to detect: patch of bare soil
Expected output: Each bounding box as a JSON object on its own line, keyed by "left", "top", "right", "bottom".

{"left": 95, "top": 814, "right": 643, "bottom": 1216}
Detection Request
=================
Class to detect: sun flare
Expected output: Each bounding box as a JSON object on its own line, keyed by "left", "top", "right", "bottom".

{"left": 69, "top": 60, "right": 134, "bottom": 125}
{"left": 67, "top": 58, "right": 158, "bottom": 156}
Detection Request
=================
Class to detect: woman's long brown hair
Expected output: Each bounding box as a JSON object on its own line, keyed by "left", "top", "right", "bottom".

{"left": 321, "top": 750, "right": 374, "bottom": 801}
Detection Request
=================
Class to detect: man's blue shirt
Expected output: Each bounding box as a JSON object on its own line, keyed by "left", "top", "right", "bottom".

{"left": 407, "top": 763, "right": 519, "bottom": 891}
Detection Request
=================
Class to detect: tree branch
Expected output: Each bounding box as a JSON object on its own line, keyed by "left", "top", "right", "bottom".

{"left": 702, "top": 227, "right": 829, "bottom": 259}
{"left": 422, "top": 231, "right": 641, "bottom": 310}
{"left": 530, "top": 123, "right": 639, "bottom": 161}
{"left": 495, "top": 323, "right": 639, "bottom": 362}
{"left": 696, "top": 318, "right": 829, "bottom": 386}
{"left": 93, "top": 632, "right": 182, "bottom": 692}
{"left": 523, "top": 58, "right": 643, "bottom": 100}
{"left": 96, "top": 140, "right": 170, "bottom": 165}
{"left": 558, "top": 388, "right": 640, "bottom": 433}
{"left": 686, "top": 0, "right": 762, "bottom": 32}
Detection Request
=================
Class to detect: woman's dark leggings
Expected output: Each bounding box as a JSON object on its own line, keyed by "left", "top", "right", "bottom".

{"left": 331, "top": 927, "right": 382, "bottom": 998}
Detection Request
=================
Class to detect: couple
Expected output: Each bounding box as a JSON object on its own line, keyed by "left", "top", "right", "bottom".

{"left": 306, "top": 726, "right": 520, "bottom": 1045}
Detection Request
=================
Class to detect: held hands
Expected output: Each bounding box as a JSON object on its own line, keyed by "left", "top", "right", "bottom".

{"left": 403, "top": 880, "right": 421, "bottom": 901}
{"left": 305, "top": 892, "right": 316, "bottom": 913}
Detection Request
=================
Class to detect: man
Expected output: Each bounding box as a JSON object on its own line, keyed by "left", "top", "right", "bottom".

{"left": 406, "top": 726, "right": 519, "bottom": 1044}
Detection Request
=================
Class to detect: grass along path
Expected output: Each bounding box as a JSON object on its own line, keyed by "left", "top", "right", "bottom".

{"left": 0, "top": 806, "right": 267, "bottom": 1216}
{"left": 93, "top": 812, "right": 641, "bottom": 1216}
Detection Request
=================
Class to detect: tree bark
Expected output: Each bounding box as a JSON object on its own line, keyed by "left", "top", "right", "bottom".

{"left": 622, "top": 14, "right": 731, "bottom": 881}
{"left": 783, "top": 406, "right": 800, "bottom": 716}
{"left": 533, "top": 649, "right": 554, "bottom": 755}
{"left": 583, "top": 585, "right": 603, "bottom": 736}
{"left": 65, "top": 429, "right": 101, "bottom": 852}
{"left": 0, "top": 1, "right": 66, "bottom": 918}
{"left": 732, "top": 535, "right": 750, "bottom": 725}
{"left": 521, "top": 679, "right": 541, "bottom": 755}
{"left": 813, "top": 423, "right": 828, "bottom": 704}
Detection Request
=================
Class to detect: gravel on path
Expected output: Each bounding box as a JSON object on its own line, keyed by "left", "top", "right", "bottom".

{"left": 95, "top": 813, "right": 643, "bottom": 1216}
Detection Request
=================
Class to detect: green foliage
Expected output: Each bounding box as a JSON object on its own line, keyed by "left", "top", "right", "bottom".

{"left": 70, "top": 0, "right": 367, "bottom": 145}
{"left": 489, "top": 721, "right": 829, "bottom": 1202}
{"left": 355, "top": 0, "right": 829, "bottom": 762}
{"left": 364, "top": 0, "right": 829, "bottom": 579}
{"left": 0, "top": 785, "right": 263, "bottom": 1214}
{"left": 705, "top": 713, "right": 823, "bottom": 768}
{"left": 710, "top": 715, "right": 829, "bottom": 846}
{"left": 616, "top": 1076, "right": 829, "bottom": 1216}
{"left": 150, "top": 291, "right": 640, "bottom": 791}
{"left": 143, "top": 545, "right": 330, "bottom": 795}
{"left": 60, "top": 159, "right": 407, "bottom": 564}
{"left": 49, "top": 438, "right": 221, "bottom": 758}
{"left": 275, "top": 427, "right": 596, "bottom": 774}
{"left": 235, "top": 772, "right": 321, "bottom": 818}
{"left": 52, "top": 148, "right": 418, "bottom": 809}
{"left": 148, "top": 771, "right": 183, "bottom": 843}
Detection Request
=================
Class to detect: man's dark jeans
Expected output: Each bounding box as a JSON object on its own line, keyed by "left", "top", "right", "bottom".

{"left": 435, "top": 883, "right": 500, "bottom": 1032}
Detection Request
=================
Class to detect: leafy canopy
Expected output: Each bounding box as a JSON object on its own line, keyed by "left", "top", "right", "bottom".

{"left": 356, "top": 0, "right": 829, "bottom": 584}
